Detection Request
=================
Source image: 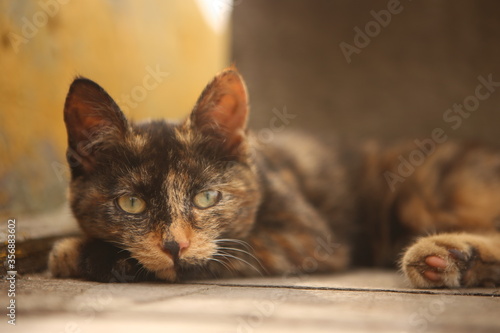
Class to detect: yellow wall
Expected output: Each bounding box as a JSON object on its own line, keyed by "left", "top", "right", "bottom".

{"left": 0, "top": 0, "right": 231, "bottom": 216}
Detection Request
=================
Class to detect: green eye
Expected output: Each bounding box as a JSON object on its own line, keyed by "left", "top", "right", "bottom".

{"left": 117, "top": 195, "right": 146, "bottom": 214}
{"left": 193, "top": 190, "right": 221, "bottom": 209}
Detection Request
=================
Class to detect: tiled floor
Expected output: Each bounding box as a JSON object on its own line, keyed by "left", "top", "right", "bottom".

{"left": 2, "top": 270, "right": 499, "bottom": 333}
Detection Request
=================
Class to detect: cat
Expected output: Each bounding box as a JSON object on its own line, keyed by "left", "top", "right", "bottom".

{"left": 49, "top": 68, "right": 500, "bottom": 288}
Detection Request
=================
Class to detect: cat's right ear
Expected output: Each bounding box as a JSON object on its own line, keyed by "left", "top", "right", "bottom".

{"left": 64, "top": 77, "right": 128, "bottom": 175}
{"left": 189, "top": 68, "right": 249, "bottom": 159}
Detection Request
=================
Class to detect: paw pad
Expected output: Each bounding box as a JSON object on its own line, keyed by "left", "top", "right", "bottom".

{"left": 424, "top": 255, "right": 447, "bottom": 269}
{"left": 421, "top": 255, "right": 447, "bottom": 282}
{"left": 402, "top": 234, "right": 494, "bottom": 288}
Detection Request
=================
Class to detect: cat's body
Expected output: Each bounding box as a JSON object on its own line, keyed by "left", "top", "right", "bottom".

{"left": 49, "top": 69, "right": 500, "bottom": 288}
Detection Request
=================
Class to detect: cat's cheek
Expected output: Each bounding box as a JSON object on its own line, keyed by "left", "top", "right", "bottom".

{"left": 225, "top": 209, "right": 257, "bottom": 238}
{"left": 185, "top": 232, "right": 218, "bottom": 259}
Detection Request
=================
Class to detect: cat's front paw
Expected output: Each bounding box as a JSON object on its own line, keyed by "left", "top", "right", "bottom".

{"left": 49, "top": 237, "right": 85, "bottom": 278}
{"left": 401, "top": 234, "right": 478, "bottom": 288}
{"left": 49, "top": 237, "right": 153, "bottom": 282}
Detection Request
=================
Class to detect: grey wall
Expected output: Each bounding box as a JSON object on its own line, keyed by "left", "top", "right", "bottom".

{"left": 232, "top": 0, "right": 500, "bottom": 145}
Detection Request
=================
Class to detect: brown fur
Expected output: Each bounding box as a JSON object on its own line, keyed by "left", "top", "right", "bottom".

{"left": 49, "top": 69, "right": 500, "bottom": 288}
{"left": 358, "top": 141, "right": 500, "bottom": 287}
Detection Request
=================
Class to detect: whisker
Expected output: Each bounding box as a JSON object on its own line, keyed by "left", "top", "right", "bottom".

{"left": 106, "top": 239, "right": 129, "bottom": 249}
{"left": 131, "top": 267, "right": 143, "bottom": 281}
{"left": 216, "top": 246, "right": 267, "bottom": 272}
{"left": 117, "top": 248, "right": 130, "bottom": 255}
{"left": 214, "top": 252, "right": 263, "bottom": 276}
{"left": 208, "top": 257, "right": 234, "bottom": 274}
{"left": 215, "top": 238, "right": 267, "bottom": 274}
{"left": 215, "top": 238, "right": 254, "bottom": 251}
{"left": 202, "top": 261, "right": 221, "bottom": 279}
{"left": 216, "top": 246, "right": 255, "bottom": 258}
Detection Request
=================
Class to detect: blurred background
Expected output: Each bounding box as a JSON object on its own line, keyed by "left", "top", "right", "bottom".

{"left": 1, "top": 0, "right": 500, "bottom": 218}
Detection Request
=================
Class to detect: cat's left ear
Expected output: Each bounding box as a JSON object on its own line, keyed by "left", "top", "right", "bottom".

{"left": 64, "top": 77, "right": 128, "bottom": 175}
{"left": 190, "top": 68, "right": 249, "bottom": 157}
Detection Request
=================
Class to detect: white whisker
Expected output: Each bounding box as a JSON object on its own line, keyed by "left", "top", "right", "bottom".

{"left": 215, "top": 238, "right": 254, "bottom": 251}
{"left": 214, "top": 252, "right": 263, "bottom": 276}
{"left": 208, "top": 257, "right": 234, "bottom": 274}
{"left": 216, "top": 246, "right": 267, "bottom": 272}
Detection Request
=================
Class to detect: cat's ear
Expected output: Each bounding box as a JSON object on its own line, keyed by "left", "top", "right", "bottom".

{"left": 64, "top": 77, "right": 128, "bottom": 175}
{"left": 190, "top": 68, "right": 249, "bottom": 157}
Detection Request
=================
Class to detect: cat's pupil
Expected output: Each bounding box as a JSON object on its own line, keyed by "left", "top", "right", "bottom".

{"left": 117, "top": 195, "right": 146, "bottom": 214}
{"left": 193, "top": 190, "right": 221, "bottom": 209}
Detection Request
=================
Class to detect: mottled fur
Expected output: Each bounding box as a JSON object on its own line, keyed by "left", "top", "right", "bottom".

{"left": 49, "top": 69, "right": 500, "bottom": 288}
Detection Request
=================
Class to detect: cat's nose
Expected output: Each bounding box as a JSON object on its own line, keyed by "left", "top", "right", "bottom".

{"left": 162, "top": 240, "right": 190, "bottom": 259}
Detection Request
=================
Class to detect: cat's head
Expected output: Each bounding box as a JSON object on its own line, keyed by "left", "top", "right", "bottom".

{"left": 63, "top": 69, "right": 261, "bottom": 281}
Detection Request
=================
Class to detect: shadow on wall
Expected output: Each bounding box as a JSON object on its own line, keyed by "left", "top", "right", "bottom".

{"left": 0, "top": 0, "right": 231, "bottom": 217}
{"left": 233, "top": 0, "right": 500, "bottom": 146}
{"left": 5, "top": 0, "right": 500, "bottom": 217}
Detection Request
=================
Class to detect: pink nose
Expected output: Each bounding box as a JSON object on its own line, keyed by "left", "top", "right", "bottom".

{"left": 162, "top": 240, "right": 190, "bottom": 259}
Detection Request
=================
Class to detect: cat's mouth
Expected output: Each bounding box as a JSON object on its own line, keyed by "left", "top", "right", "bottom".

{"left": 129, "top": 248, "right": 178, "bottom": 281}
{"left": 152, "top": 266, "right": 178, "bottom": 281}
{"left": 126, "top": 236, "right": 179, "bottom": 281}
{"left": 129, "top": 230, "right": 217, "bottom": 281}
{"left": 133, "top": 248, "right": 209, "bottom": 282}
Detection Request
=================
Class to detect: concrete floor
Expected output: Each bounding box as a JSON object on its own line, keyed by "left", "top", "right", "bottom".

{"left": 1, "top": 270, "right": 499, "bottom": 333}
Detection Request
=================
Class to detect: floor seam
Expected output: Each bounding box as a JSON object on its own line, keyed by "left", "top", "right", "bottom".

{"left": 190, "top": 282, "right": 500, "bottom": 297}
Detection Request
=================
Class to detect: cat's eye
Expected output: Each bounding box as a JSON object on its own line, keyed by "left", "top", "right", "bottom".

{"left": 193, "top": 190, "right": 221, "bottom": 209}
{"left": 116, "top": 195, "right": 146, "bottom": 214}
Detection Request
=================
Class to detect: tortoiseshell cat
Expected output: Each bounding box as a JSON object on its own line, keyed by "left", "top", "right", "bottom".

{"left": 49, "top": 68, "right": 500, "bottom": 288}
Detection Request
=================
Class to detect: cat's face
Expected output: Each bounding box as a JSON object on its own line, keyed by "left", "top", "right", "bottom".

{"left": 64, "top": 69, "right": 261, "bottom": 280}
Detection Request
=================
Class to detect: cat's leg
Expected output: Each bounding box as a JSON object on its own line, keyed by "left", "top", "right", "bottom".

{"left": 235, "top": 193, "right": 351, "bottom": 278}
{"left": 49, "top": 237, "right": 153, "bottom": 282}
{"left": 401, "top": 232, "right": 500, "bottom": 288}
{"left": 245, "top": 226, "right": 350, "bottom": 278}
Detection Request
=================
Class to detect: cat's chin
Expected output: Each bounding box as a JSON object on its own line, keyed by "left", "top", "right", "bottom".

{"left": 152, "top": 267, "right": 178, "bottom": 282}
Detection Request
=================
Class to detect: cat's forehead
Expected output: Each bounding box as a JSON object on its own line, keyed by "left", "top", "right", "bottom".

{"left": 129, "top": 119, "right": 186, "bottom": 154}
{"left": 133, "top": 119, "right": 179, "bottom": 142}
{"left": 124, "top": 119, "right": 217, "bottom": 176}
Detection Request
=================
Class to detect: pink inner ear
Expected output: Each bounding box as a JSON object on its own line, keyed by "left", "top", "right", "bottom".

{"left": 211, "top": 71, "right": 248, "bottom": 131}
{"left": 65, "top": 97, "right": 113, "bottom": 146}
{"left": 190, "top": 69, "right": 250, "bottom": 157}
{"left": 69, "top": 102, "right": 104, "bottom": 132}
{"left": 193, "top": 69, "right": 249, "bottom": 132}
{"left": 64, "top": 77, "right": 129, "bottom": 174}
{"left": 214, "top": 94, "right": 245, "bottom": 132}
